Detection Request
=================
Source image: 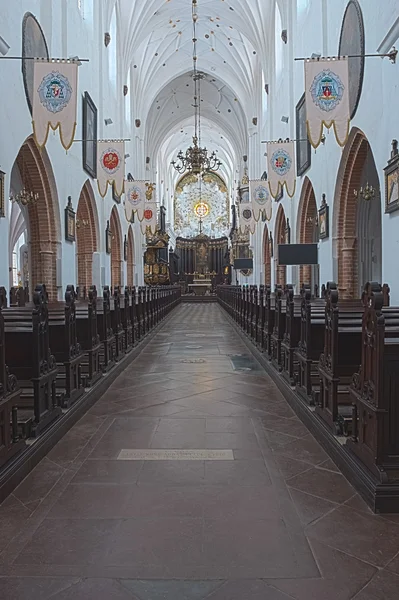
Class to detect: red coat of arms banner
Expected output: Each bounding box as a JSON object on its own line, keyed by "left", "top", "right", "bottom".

{"left": 97, "top": 141, "right": 125, "bottom": 198}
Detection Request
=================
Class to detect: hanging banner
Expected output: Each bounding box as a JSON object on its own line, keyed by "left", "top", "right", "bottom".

{"left": 250, "top": 180, "right": 272, "bottom": 222}
{"left": 305, "top": 57, "right": 350, "bottom": 148}
{"left": 124, "top": 180, "right": 147, "bottom": 222}
{"left": 140, "top": 201, "right": 157, "bottom": 235}
{"left": 238, "top": 202, "right": 256, "bottom": 235}
{"left": 32, "top": 60, "right": 78, "bottom": 151}
{"left": 97, "top": 141, "right": 125, "bottom": 198}
{"left": 267, "top": 141, "right": 296, "bottom": 199}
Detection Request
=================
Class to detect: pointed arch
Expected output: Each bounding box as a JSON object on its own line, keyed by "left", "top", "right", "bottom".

{"left": 12, "top": 137, "right": 61, "bottom": 299}
{"left": 110, "top": 206, "right": 123, "bottom": 288}
{"left": 126, "top": 225, "right": 134, "bottom": 287}
{"left": 333, "top": 127, "right": 382, "bottom": 298}
{"left": 275, "top": 204, "right": 287, "bottom": 287}
{"left": 76, "top": 180, "right": 99, "bottom": 291}
{"left": 297, "top": 177, "right": 318, "bottom": 289}
{"left": 263, "top": 224, "right": 271, "bottom": 286}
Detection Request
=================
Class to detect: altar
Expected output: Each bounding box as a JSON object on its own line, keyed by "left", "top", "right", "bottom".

{"left": 188, "top": 275, "right": 212, "bottom": 296}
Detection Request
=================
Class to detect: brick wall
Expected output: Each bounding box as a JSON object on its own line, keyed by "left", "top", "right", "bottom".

{"left": 110, "top": 206, "right": 122, "bottom": 288}
{"left": 263, "top": 225, "right": 271, "bottom": 285}
{"left": 275, "top": 205, "right": 287, "bottom": 287}
{"left": 298, "top": 178, "right": 318, "bottom": 287}
{"left": 126, "top": 225, "right": 134, "bottom": 287}
{"left": 76, "top": 182, "right": 98, "bottom": 291}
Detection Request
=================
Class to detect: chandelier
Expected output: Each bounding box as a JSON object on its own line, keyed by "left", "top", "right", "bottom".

{"left": 171, "top": 0, "right": 222, "bottom": 175}
{"left": 9, "top": 152, "right": 40, "bottom": 207}
{"left": 10, "top": 188, "right": 39, "bottom": 207}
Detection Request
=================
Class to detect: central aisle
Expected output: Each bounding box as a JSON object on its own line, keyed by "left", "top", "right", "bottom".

{"left": 1, "top": 304, "right": 399, "bottom": 599}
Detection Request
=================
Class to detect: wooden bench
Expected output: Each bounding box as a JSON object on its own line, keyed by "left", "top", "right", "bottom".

{"left": 120, "top": 287, "right": 133, "bottom": 352}
{"left": 76, "top": 286, "right": 102, "bottom": 387}
{"left": 97, "top": 286, "right": 116, "bottom": 373}
{"left": 261, "top": 286, "right": 276, "bottom": 358}
{"left": 3, "top": 285, "right": 61, "bottom": 438}
{"left": 0, "top": 300, "right": 25, "bottom": 466}
{"left": 348, "top": 282, "right": 399, "bottom": 481}
{"left": 295, "top": 286, "right": 325, "bottom": 405}
{"left": 270, "top": 286, "right": 287, "bottom": 371}
{"left": 111, "top": 287, "right": 125, "bottom": 361}
{"left": 47, "top": 286, "right": 84, "bottom": 408}
{"left": 281, "top": 286, "right": 302, "bottom": 385}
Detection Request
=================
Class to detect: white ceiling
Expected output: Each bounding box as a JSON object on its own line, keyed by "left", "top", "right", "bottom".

{"left": 105, "top": 0, "right": 284, "bottom": 181}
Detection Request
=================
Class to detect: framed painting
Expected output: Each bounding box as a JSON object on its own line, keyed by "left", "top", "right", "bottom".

{"left": 106, "top": 220, "right": 112, "bottom": 254}
{"left": 319, "top": 194, "right": 329, "bottom": 239}
{"left": 65, "top": 197, "right": 76, "bottom": 242}
{"left": 338, "top": 0, "right": 365, "bottom": 119}
{"left": 22, "top": 12, "right": 49, "bottom": 114}
{"left": 385, "top": 140, "right": 399, "bottom": 214}
{"left": 0, "top": 171, "right": 5, "bottom": 218}
{"left": 82, "top": 92, "right": 98, "bottom": 179}
{"left": 296, "top": 93, "right": 311, "bottom": 176}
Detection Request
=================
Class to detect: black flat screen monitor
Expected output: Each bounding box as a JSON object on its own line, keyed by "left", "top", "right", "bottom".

{"left": 278, "top": 244, "right": 318, "bottom": 266}
{"left": 234, "top": 258, "right": 253, "bottom": 270}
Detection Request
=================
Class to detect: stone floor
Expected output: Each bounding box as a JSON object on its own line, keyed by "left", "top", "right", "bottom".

{"left": 1, "top": 304, "right": 399, "bottom": 599}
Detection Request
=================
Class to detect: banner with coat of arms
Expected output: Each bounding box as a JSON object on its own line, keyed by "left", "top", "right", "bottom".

{"left": 97, "top": 141, "right": 125, "bottom": 198}
{"left": 140, "top": 202, "right": 158, "bottom": 235}
{"left": 32, "top": 60, "right": 78, "bottom": 151}
{"left": 124, "top": 180, "right": 148, "bottom": 222}
{"left": 238, "top": 202, "right": 256, "bottom": 235}
{"left": 250, "top": 180, "right": 272, "bottom": 222}
{"left": 305, "top": 57, "right": 350, "bottom": 148}
{"left": 266, "top": 141, "right": 296, "bottom": 199}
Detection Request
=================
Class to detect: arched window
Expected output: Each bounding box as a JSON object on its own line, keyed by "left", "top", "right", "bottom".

{"left": 109, "top": 8, "right": 117, "bottom": 92}
{"left": 275, "top": 4, "right": 283, "bottom": 80}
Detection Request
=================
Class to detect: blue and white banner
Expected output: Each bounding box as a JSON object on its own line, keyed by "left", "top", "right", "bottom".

{"left": 266, "top": 141, "right": 296, "bottom": 199}
{"left": 124, "top": 180, "right": 147, "bottom": 222}
{"left": 250, "top": 180, "right": 272, "bottom": 221}
{"left": 32, "top": 60, "right": 78, "bottom": 150}
{"left": 305, "top": 57, "right": 350, "bottom": 148}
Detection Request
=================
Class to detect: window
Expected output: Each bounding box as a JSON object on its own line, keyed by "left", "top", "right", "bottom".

{"left": 275, "top": 4, "right": 283, "bottom": 79}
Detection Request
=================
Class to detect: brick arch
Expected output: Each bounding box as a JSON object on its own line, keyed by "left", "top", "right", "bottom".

{"left": 76, "top": 181, "right": 99, "bottom": 290}
{"left": 297, "top": 177, "right": 318, "bottom": 287}
{"left": 126, "top": 225, "right": 134, "bottom": 287}
{"left": 275, "top": 204, "right": 286, "bottom": 287}
{"left": 262, "top": 224, "right": 271, "bottom": 286}
{"left": 333, "top": 127, "right": 375, "bottom": 298}
{"left": 15, "top": 137, "right": 61, "bottom": 299}
{"left": 110, "top": 206, "right": 123, "bottom": 288}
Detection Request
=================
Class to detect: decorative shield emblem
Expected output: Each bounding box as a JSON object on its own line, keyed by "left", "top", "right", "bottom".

{"left": 242, "top": 208, "right": 252, "bottom": 221}
{"left": 126, "top": 185, "right": 143, "bottom": 207}
{"left": 310, "top": 69, "right": 344, "bottom": 112}
{"left": 254, "top": 185, "right": 268, "bottom": 205}
{"left": 271, "top": 149, "right": 292, "bottom": 176}
{"left": 135, "top": 119, "right": 141, "bottom": 128}
{"left": 144, "top": 208, "right": 153, "bottom": 220}
{"left": 38, "top": 71, "right": 72, "bottom": 113}
{"left": 101, "top": 148, "right": 121, "bottom": 174}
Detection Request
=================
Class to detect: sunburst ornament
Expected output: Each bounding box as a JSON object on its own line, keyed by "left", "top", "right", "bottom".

{"left": 194, "top": 202, "right": 210, "bottom": 218}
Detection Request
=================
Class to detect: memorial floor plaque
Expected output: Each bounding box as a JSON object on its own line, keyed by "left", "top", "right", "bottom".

{"left": 117, "top": 449, "right": 235, "bottom": 461}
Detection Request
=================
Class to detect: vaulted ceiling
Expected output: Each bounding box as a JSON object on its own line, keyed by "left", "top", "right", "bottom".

{"left": 105, "top": 0, "right": 284, "bottom": 183}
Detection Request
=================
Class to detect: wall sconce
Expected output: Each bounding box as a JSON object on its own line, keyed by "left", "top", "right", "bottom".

{"left": 281, "top": 116, "right": 289, "bottom": 123}
{"left": 104, "top": 118, "right": 113, "bottom": 126}
{"left": 123, "top": 85, "right": 128, "bottom": 96}
{"left": 104, "top": 32, "right": 111, "bottom": 47}
{"left": 281, "top": 29, "right": 287, "bottom": 44}
{"left": 124, "top": 153, "right": 130, "bottom": 159}
{"left": 354, "top": 183, "right": 376, "bottom": 201}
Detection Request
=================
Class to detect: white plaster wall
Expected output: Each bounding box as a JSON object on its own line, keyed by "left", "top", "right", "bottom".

{"left": 0, "top": 0, "right": 145, "bottom": 297}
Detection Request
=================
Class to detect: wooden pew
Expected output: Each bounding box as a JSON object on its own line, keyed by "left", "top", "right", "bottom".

{"left": 281, "top": 286, "right": 302, "bottom": 385}
{"left": 48, "top": 286, "right": 84, "bottom": 408}
{"left": 3, "top": 285, "right": 61, "bottom": 438}
{"left": 270, "top": 286, "right": 287, "bottom": 371}
{"left": 76, "top": 286, "right": 102, "bottom": 387}
{"left": 121, "top": 287, "right": 133, "bottom": 353}
{"left": 348, "top": 282, "right": 399, "bottom": 480}
{"left": 97, "top": 286, "right": 116, "bottom": 373}
{"left": 315, "top": 282, "right": 364, "bottom": 435}
{"left": 261, "top": 285, "right": 275, "bottom": 358}
{"left": 0, "top": 301, "right": 25, "bottom": 466}
{"left": 295, "top": 286, "right": 325, "bottom": 405}
{"left": 111, "top": 287, "right": 125, "bottom": 361}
